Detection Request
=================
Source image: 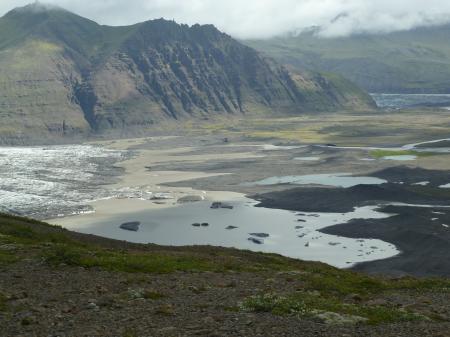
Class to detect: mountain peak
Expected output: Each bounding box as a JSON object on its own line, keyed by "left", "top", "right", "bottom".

{"left": 0, "top": 4, "right": 375, "bottom": 144}
{"left": 11, "top": 2, "right": 65, "bottom": 14}
{"left": 3, "top": 2, "right": 69, "bottom": 22}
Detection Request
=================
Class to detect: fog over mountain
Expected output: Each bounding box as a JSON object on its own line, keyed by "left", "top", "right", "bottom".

{"left": 1, "top": 0, "right": 450, "bottom": 39}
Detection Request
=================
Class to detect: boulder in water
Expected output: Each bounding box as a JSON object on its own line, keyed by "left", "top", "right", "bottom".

{"left": 210, "top": 202, "right": 234, "bottom": 209}
{"left": 249, "top": 233, "right": 269, "bottom": 238}
{"left": 248, "top": 237, "right": 264, "bottom": 245}
{"left": 120, "top": 221, "right": 140, "bottom": 232}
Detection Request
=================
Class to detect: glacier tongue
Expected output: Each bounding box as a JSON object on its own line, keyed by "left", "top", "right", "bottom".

{"left": 0, "top": 145, "right": 126, "bottom": 219}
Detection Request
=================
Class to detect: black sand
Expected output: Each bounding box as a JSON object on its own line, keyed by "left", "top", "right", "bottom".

{"left": 255, "top": 167, "right": 450, "bottom": 277}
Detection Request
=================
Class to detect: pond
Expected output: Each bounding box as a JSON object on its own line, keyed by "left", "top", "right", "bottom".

{"left": 246, "top": 173, "right": 387, "bottom": 188}
{"left": 371, "top": 93, "right": 450, "bottom": 109}
{"left": 66, "top": 198, "right": 399, "bottom": 268}
{"left": 382, "top": 155, "right": 417, "bottom": 161}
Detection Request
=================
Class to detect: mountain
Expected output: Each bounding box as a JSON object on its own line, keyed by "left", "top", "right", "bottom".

{"left": 0, "top": 3, "right": 375, "bottom": 144}
{"left": 245, "top": 25, "right": 450, "bottom": 94}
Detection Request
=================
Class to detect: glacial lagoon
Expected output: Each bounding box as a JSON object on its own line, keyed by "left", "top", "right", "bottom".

{"left": 0, "top": 144, "right": 404, "bottom": 268}
{"left": 68, "top": 198, "right": 399, "bottom": 268}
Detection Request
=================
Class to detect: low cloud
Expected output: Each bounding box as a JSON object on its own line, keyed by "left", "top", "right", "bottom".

{"left": 2, "top": 0, "right": 450, "bottom": 39}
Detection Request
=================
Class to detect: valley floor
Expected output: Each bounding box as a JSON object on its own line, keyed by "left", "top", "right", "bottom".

{"left": 47, "top": 109, "right": 450, "bottom": 277}
{"left": 1, "top": 109, "right": 450, "bottom": 336}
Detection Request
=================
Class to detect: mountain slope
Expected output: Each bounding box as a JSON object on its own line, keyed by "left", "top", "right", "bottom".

{"left": 0, "top": 3, "right": 375, "bottom": 144}
{"left": 245, "top": 25, "right": 450, "bottom": 94}
{"left": 2, "top": 213, "right": 450, "bottom": 335}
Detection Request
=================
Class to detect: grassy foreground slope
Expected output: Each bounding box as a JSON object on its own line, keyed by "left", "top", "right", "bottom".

{"left": 245, "top": 24, "right": 450, "bottom": 94}
{"left": 0, "top": 213, "right": 449, "bottom": 336}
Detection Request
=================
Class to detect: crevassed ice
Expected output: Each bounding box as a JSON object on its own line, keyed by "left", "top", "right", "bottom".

{"left": 0, "top": 145, "right": 126, "bottom": 219}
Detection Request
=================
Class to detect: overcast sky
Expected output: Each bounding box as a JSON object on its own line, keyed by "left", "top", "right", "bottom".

{"left": 1, "top": 0, "right": 450, "bottom": 39}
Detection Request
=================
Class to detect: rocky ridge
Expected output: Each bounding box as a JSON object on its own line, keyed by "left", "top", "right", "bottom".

{"left": 0, "top": 3, "right": 375, "bottom": 144}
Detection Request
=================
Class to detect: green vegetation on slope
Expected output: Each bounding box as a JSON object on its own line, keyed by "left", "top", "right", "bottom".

{"left": 0, "top": 4, "right": 138, "bottom": 62}
{"left": 240, "top": 293, "right": 422, "bottom": 325}
{"left": 370, "top": 150, "right": 436, "bottom": 158}
{"left": 245, "top": 25, "right": 450, "bottom": 93}
{"left": 0, "top": 213, "right": 308, "bottom": 273}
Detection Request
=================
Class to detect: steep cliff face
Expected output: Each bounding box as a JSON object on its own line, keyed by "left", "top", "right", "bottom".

{"left": 89, "top": 20, "right": 307, "bottom": 130}
{"left": 0, "top": 3, "right": 375, "bottom": 144}
{"left": 0, "top": 39, "right": 88, "bottom": 144}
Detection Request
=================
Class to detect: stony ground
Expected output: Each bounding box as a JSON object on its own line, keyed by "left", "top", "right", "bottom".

{"left": 2, "top": 261, "right": 450, "bottom": 337}
{"left": 1, "top": 214, "right": 450, "bottom": 337}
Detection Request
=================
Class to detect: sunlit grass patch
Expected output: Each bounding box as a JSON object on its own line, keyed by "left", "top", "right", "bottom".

{"left": 43, "top": 244, "right": 217, "bottom": 273}
{"left": 240, "top": 265, "right": 449, "bottom": 324}
{"left": 41, "top": 242, "right": 307, "bottom": 274}
{"left": 240, "top": 292, "right": 425, "bottom": 325}
{"left": 370, "top": 149, "right": 436, "bottom": 159}
{"left": 301, "top": 267, "right": 450, "bottom": 297}
{"left": 245, "top": 129, "right": 327, "bottom": 143}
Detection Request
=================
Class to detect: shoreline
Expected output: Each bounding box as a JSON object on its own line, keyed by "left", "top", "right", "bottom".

{"left": 46, "top": 138, "right": 401, "bottom": 269}
{"left": 321, "top": 204, "right": 450, "bottom": 277}
{"left": 15, "top": 134, "right": 450, "bottom": 276}
{"left": 47, "top": 137, "right": 401, "bottom": 269}
{"left": 48, "top": 137, "right": 253, "bottom": 229}
{"left": 254, "top": 172, "right": 450, "bottom": 277}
